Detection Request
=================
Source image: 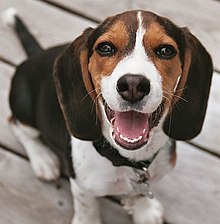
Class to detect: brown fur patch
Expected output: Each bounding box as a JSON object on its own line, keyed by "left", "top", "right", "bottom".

{"left": 88, "top": 20, "right": 130, "bottom": 95}
{"left": 170, "top": 144, "right": 177, "bottom": 167}
{"left": 8, "top": 115, "right": 16, "bottom": 124}
{"left": 81, "top": 49, "right": 97, "bottom": 101}
{"left": 143, "top": 22, "right": 182, "bottom": 110}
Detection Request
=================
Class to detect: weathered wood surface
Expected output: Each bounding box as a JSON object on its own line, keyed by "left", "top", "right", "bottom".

{"left": 0, "top": 0, "right": 220, "bottom": 224}
{"left": 152, "top": 142, "right": 220, "bottom": 224}
{"left": 0, "top": 147, "right": 73, "bottom": 224}
{"left": 0, "top": 0, "right": 96, "bottom": 65}
{"left": 46, "top": 0, "right": 220, "bottom": 71}
{"left": 1, "top": 142, "right": 219, "bottom": 224}
{"left": 0, "top": 147, "right": 132, "bottom": 224}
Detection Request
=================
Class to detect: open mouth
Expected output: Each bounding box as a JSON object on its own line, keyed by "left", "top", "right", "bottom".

{"left": 104, "top": 100, "right": 164, "bottom": 150}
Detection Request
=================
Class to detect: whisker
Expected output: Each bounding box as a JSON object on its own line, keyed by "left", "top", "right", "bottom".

{"left": 175, "top": 85, "right": 188, "bottom": 93}
{"left": 163, "top": 89, "right": 188, "bottom": 103}
{"left": 173, "top": 95, "right": 188, "bottom": 103}
{"left": 81, "top": 88, "right": 98, "bottom": 102}
{"left": 92, "top": 92, "right": 102, "bottom": 125}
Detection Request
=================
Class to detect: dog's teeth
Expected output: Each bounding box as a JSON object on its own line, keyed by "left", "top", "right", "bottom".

{"left": 116, "top": 127, "right": 120, "bottom": 132}
{"left": 110, "top": 117, "right": 115, "bottom": 124}
{"left": 143, "top": 129, "right": 146, "bottom": 134}
{"left": 138, "top": 135, "right": 143, "bottom": 140}
{"left": 119, "top": 134, "right": 143, "bottom": 144}
{"left": 131, "top": 138, "right": 136, "bottom": 143}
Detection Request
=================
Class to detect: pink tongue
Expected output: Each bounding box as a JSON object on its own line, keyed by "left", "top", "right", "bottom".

{"left": 114, "top": 111, "right": 149, "bottom": 139}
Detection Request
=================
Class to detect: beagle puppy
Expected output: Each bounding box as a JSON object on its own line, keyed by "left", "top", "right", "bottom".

{"left": 6, "top": 9, "right": 212, "bottom": 224}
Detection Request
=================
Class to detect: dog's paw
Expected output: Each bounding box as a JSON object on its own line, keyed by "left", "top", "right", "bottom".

{"left": 132, "top": 197, "right": 164, "bottom": 224}
{"left": 30, "top": 146, "right": 60, "bottom": 181}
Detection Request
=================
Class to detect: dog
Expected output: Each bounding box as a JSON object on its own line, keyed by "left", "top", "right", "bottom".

{"left": 4, "top": 8, "right": 213, "bottom": 224}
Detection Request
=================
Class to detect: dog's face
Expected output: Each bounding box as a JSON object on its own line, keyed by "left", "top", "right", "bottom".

{"left": 54, "top": 10, "right": 212, "bottom": 153}
{"left": 87, "top": 11, "right": 183, "bottom": 151}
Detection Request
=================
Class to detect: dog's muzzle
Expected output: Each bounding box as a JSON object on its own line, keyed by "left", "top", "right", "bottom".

{"left": 103, "top": 74, "right": 164, "bottom": 150}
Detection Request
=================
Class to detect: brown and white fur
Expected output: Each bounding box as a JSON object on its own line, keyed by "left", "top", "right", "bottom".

{"left": 3, "top": 8, "right": 212, "bottom": 224}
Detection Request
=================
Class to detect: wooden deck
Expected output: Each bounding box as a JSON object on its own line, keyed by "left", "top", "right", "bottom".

{"left": 0, "top": 0, "right": 220, "bottom": 223}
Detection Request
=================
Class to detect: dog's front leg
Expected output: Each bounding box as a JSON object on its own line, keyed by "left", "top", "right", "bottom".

{"left": 122, "top": 196, "right": 164, "bottom": 224}
{"left": 70, "top": 178, "right": 102, "bottom": 224}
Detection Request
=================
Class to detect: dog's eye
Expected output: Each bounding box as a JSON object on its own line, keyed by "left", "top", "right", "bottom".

{"left": 156, "top": 45, "right": 177, "bottom": 59}
{"left": 96, "top": 42, "right": 115, "bottom": 56}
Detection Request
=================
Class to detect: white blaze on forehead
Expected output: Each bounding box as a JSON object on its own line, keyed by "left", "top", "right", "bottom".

{"left": 135, "top": 11, "right": 146, "bottom": 55}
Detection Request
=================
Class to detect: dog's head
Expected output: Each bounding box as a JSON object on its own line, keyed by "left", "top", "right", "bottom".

{"left": 54, "top": 10, "right": 213, "bottom": 152}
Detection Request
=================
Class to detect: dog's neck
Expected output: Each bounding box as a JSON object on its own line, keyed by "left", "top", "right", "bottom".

{"left": 93, "top": 136, "right": 160, "bottom": 171}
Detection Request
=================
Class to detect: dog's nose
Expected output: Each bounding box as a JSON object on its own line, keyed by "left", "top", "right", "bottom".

{"left": 117, "top": 74, "right": 151, "bottom": 103}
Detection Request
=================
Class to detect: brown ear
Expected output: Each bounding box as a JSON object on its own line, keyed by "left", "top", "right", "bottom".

{"left": 163, "top": 28, "right": 213, "bottom": 140}
{"left": 53, "top": 28, "right": 101, "bottom": 141}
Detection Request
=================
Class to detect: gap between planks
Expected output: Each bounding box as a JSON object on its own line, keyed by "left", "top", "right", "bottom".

{"left": 37, "top": 0, "right": 100, "bottom": 23}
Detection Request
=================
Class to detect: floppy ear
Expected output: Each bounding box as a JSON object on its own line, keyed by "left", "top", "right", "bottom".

{"left": 163, "top": 28, "right": 213, "bottom": 140}
{"left": 53, "top": 28, "right": 101, "bottom": 141}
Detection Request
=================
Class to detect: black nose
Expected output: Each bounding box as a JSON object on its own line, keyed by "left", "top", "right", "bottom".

{"left": 116, "top": 74, "right": 151, "bottom": 103}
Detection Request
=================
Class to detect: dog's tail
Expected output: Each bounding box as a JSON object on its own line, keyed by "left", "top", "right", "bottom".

{"left": 2, "top": 8, "right": 43, "bottom": 57}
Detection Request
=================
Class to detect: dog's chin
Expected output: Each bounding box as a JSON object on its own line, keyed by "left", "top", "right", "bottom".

{"left": 102, "top": 99, "right": 165, "bottom": 151}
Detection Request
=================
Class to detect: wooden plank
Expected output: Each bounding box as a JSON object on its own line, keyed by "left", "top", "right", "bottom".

{"left": 47, "top": 0, "right": 220, "bottom": 71}
{"left": 0, "top": 147, "right": 131, "bottom": 224}
{"left": 0, "top": 147, "right": 73, "bottom": 224}
{"left": 151, "top": 141, "right": 220, "bottom": 224}
{"left": 191, "top": 72, "right": 220, "bottom": 155}
{"left": 0, "top": 0, "right": 96, "bottom": 65}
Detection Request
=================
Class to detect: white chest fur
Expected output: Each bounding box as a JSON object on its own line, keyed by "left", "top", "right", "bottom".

{"left": 71, "top": 137, "right": 136, "bottom": 196}
{"left": 71, "top": 136, "right": 174, "bottom": 197}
